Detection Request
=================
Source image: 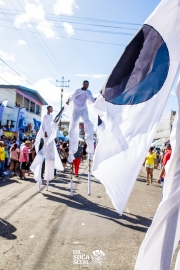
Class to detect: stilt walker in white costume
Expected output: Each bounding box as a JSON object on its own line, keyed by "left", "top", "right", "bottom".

{"left": 66, "top": 80, "right": 96, "bottom": 163}
{"left": 31, "top": 105, "right": 64, "bottom": 192}
{"left": 66, "top": 80, "right": 96, "bottom": 196}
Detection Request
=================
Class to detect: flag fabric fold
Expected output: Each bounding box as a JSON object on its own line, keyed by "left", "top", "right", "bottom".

{"left": 135, "top": 75, "right": 180, "bottom": 270}
{"left": 92, "top": 0, "right": 180, "bottom": 215}
{"left": 30, "top": 106, "right": 68, "bottom": 184}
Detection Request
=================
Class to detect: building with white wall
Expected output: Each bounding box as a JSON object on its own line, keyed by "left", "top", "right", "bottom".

{"left": 0, "top": 85, "right": 47, "bottom": 137}
{"left": 154, "top": 110, "right": 176, "bottom": 140}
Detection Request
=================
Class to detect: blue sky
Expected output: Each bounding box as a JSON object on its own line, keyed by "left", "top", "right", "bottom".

{"left": 0, "top": 0, "right": 178, "bottom": 124}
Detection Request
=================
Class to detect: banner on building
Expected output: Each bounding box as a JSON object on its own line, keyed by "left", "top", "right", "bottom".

{"left": 33, "top": 118, "right": 41, "bottom": 132}
{"left": 0, "top": 99, "right": 8, "bottom": 122}
{"left": 16, "top": 107, "right": 26, "bottom": 132}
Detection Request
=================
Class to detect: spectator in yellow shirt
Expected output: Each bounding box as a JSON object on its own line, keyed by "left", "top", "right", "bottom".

{"left": 145, "top": 147, "right": 156, "bottom": 185}
{"left": 0, "top": 141, "right": 5, "bottom": 178}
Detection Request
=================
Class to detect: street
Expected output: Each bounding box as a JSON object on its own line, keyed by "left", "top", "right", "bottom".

{"left": 0, "top": 161, "right": 179, "bottom": 270}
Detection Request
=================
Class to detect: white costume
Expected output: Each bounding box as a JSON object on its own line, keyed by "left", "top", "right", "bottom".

{"left": 68, "top": 88, "right": 95, "bottom": 162}
{"left": 31, "top": 113, "right": 63, "bottom": 191}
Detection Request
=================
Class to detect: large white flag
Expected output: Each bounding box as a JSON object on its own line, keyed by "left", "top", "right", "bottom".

{"left": 92, "top": 0, "right": 180, "bottom": 215}
{"left": 135, "top": 75, "right": 180, "bottom": 270}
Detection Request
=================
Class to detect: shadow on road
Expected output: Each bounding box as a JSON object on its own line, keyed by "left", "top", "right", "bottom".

{"left": 0, "top": 178, "right": 20, "bottom": 187}
{"left": 95, "top": 212, "right": 151, "bottom": 233}
{"left": 0, "top": 218, "right": 17, "bottom": 240}
{"left": 42, "top": 192, "right": 151, "bottom": 233}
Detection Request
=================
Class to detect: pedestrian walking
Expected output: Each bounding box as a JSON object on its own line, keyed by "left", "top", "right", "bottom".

{"left": 10, "top": 143, "right": 19, "bottom": 178}
{"left": 19, "top": 140, "right": 30, "bottom": 180}
{"left": 60, "top": 142, "right": 69, "bottom": 172}
{"left": 157, "top": 144, "right": 172, "bottom": 191}
{"left": 73, "top": 143, "right": 83, "bottom": 177}
{"left": 145, "top": 147, "right": 156, "bottom": 185}
{"left": 82, "top": 142, "right": 87, "bottom": 160}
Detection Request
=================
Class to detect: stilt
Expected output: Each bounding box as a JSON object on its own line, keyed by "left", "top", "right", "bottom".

{"left": 38, "top": 183, "right": 41, "bottom": 193}
{"left": 70, "top": 162, "right": 73, "bottom": 197}
{"left": 46, "top": 180, "right": 49, "bottom": 191}
{"left": 70, "top": 179, "right": 73, "bottom": 197}
{"left": 88, "top": 159, "right": 91, "bottom": 196}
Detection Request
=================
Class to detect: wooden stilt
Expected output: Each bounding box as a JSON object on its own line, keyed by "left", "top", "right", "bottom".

{"left": 70, "top": 162, "right": 74, "bottom": 197}
{"left": 88, "top": 159, "right": 91, "bottom": 196}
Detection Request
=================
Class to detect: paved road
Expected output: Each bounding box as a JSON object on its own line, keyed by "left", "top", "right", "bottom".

{"left": 0, "top": 162, "right": 179, "bottom": 270}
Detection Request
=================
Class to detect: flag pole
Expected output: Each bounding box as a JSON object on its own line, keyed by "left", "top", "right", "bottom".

{"left": 70, "top": 162, "right": 73, "bottom": 197}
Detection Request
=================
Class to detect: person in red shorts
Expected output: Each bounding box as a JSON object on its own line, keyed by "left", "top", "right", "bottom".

{"left": 157, "top": 143, "right": 172, "bottom": 191}
{"left": 73, "top": 143, "right": 83, "bottom": 177}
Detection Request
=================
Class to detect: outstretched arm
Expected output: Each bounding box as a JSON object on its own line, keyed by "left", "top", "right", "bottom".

{"left": 87, "top": 91, "right": 96, "bottom": 103}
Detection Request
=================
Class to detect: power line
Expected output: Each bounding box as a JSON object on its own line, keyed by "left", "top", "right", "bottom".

{"left": 0, "top": 76, "right": 11, "bottom": 84}
{"left": 0, "top": 40, "right": 42, "bottom": 83}
{"left": 0, "top": 8, "right": 58, "bottom": 79}
{"left": 56, "top": 19, "right": 139, "bottom": 31}
{"left": 0, "top": 57, "right": 33, "bottom": 86}
{"left": 0, "top": 16, "right": 136, "bottom": 36}
{"left": 0, "top": 8, "right": 142, "bottom": 26}
{"left": 0, "top": 15, "right": 139, "bottom": 31}
{"left": 14, "top": 0, "right": 68, "bottom": 79}
{"left": 0, "top": 24, "right": 127, "bottom": 46}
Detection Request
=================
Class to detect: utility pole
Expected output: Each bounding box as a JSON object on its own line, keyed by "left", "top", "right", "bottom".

{"left": 56, "top": 76, "right": 70, "bottom": 130}
{"left": 56, "top": 77, "right": 70, "bottom": 110}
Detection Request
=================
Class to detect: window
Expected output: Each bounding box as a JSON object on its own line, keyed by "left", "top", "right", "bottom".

{"left": 24, "top": 98, "right": 29, "bottom": 111}
{"left": 36, "top": 104, "right": 41, "bottom": 115}
{"left": 15, "top": 93, "right": 22, "bottom": 107}
{"left": 30, "top": 101, "right": 35, "bottom": 113}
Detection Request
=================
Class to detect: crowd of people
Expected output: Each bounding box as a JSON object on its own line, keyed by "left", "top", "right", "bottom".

{"left": 144, "top": 144, "right": 172, "bottom": 187}
{"left": 0, "top": 132, "right": 171, "bottom": 188}
{"left": 0, "top": 134, "right": 93, "bottom": 180}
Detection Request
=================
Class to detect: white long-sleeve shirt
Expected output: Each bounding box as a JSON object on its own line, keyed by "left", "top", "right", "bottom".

{"left": 42, "top": 114, "right": 53, "bottom": 136}
{"left": 69, "top": 88, "right": 95, "bottom": 110}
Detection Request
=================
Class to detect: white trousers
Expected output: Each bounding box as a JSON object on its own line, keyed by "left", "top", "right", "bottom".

{"left": 68, "top": 109, "right": 94, "bottom": 162}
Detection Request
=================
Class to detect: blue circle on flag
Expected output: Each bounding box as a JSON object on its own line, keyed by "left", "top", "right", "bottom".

{"left": 103, "top": 24, "right": 170, "bottom": 105}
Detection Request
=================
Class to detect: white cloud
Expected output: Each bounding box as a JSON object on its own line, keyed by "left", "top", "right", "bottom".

{"left": 37, "top": 20, "right": 55, "bottom": 38}
{"left": 0, "top": 50, "right": 15, "bottom": 62}
{"left": 0, "top": 71, "right": 28, "bottom": 86}
{"left": 18, "top": 40, "right": 26, "bottom": 45}
{"left": 63, "top": 22, "right": 74, "bottom": 36}
{"left": 33, "top": 78, "right": 71, "bottom": 104}
{"left": 33, "top": 78, "right": 73, "bottom": 118}
{"left": 75, "top": 74, "right": 108, "bottom": 79}
{"left": 0, "top": 65, "right": 8, "bottom": 70}
{"left": 14, "top": 2, "right": 56, "bottom": 38}
{"left": 0, "top": 1, "right": 4, "bottom": 5}
{"left": 54, "top": 0, "right": 78, "bottom": 16}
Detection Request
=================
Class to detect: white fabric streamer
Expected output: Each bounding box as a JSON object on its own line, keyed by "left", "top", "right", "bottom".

{"left": 135, "top": 75, "right": 180, "bottom": 269}
{"left": 31, "top": 108, "right": 65, "bottom": 184}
